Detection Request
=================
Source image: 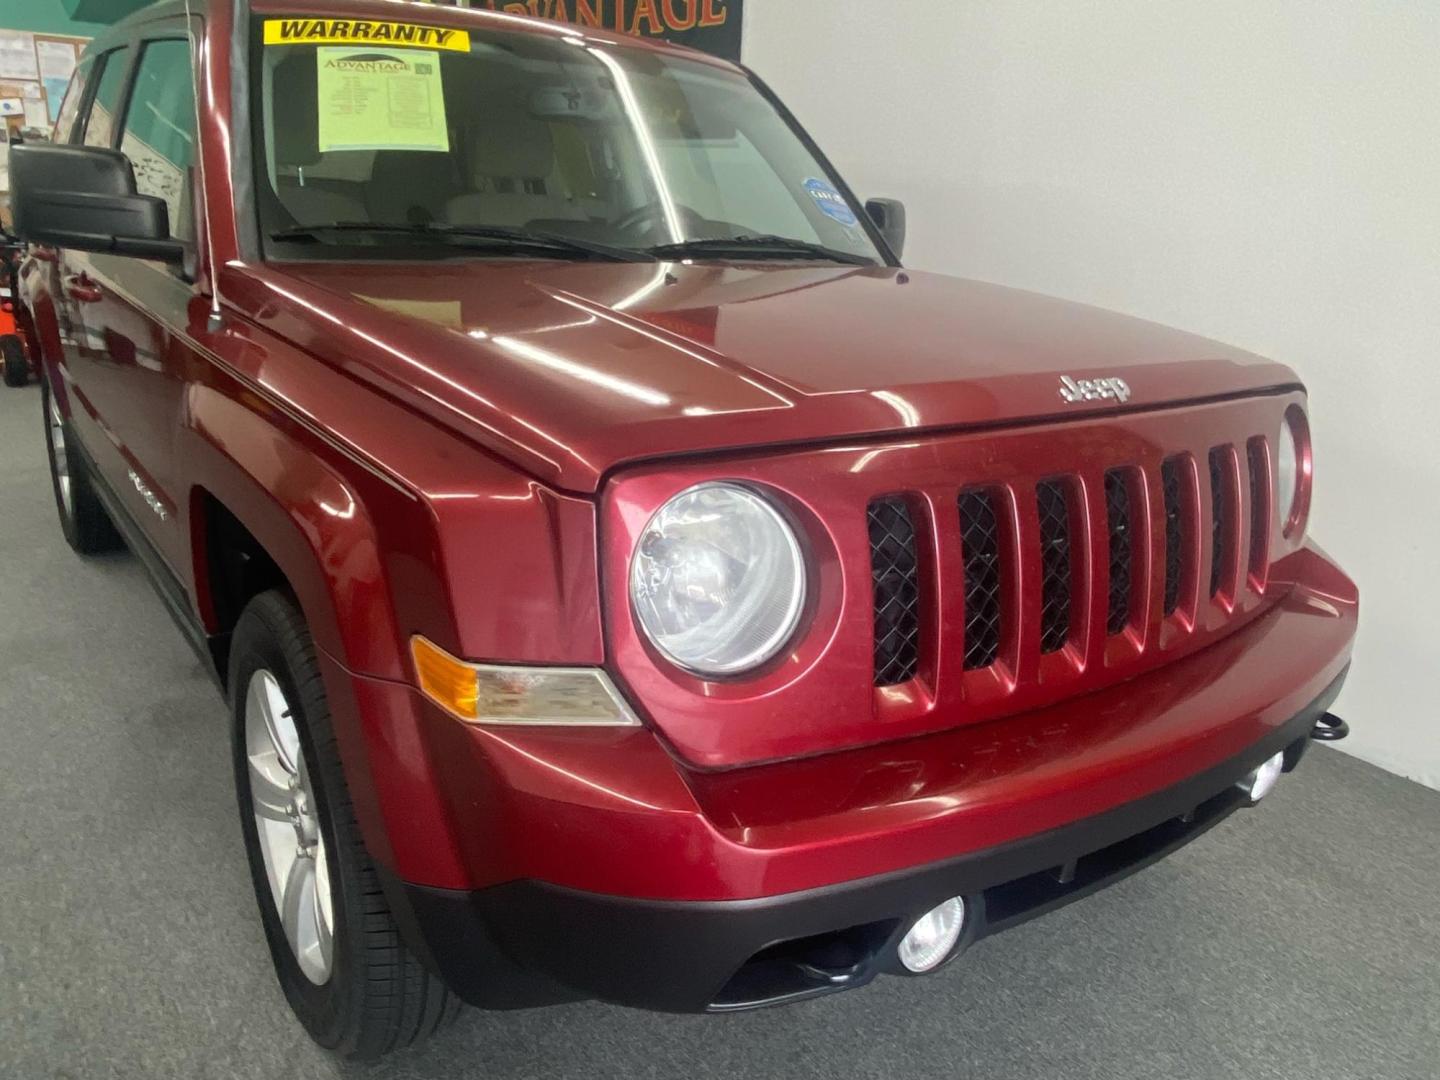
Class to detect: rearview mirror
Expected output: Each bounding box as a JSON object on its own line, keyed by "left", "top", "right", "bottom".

{"left": 9, "top": 143, "right": 185, "bottom": 263}
{"left": 865, "top": 197, "right": 907, "bottom": 261}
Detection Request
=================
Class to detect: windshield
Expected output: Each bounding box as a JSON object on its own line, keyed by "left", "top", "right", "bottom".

{"left": 251, "top": 16, "right": 883, "bottom": 264}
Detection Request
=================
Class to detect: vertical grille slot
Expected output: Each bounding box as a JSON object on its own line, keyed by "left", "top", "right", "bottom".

{"left": 1036, "top": 480, "right": 1072, "bottom": 653}
{"left": 1209, "top": 447, "right": 1229, "bottom": 597}
{"left": 868, "top": 498, "right": 921, "bottom": 686}
{"left": 1161, "top": 457, "right": 1185, "bottom": 615}
{"left": 1104, "top": 469, "right": 1133, "bottom": 634}
{"left": 1247, "top": 439, "right": 1270, "bottom": 578}
{"left": 958, "top": 489, "right": 1003, "bottom": 669}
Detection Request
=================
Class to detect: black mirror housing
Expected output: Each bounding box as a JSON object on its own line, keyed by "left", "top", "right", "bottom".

{"left": 865, "top": 197, "right": 907, "bottom": 261}
{"left": 9, "top": 143, "right": 185, "bottom": 263}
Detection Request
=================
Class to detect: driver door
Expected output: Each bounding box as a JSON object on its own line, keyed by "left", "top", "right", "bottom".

{"left": 59, "top": 29, "right": 201, "bottom": 575}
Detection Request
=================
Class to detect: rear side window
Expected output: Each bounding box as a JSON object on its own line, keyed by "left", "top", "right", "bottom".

{"left": 120, "top": 39, "right": 198, "bottom": 242}
{"left": 53, "top": 56, "right": 95, "bottom": 143}
{"left": 82, "top": 48, "right": 132, "bottom": 148}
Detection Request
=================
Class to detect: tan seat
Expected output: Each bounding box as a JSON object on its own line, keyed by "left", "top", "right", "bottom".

{"left": 445, "top": 107, "right": 584, "bottom": 229}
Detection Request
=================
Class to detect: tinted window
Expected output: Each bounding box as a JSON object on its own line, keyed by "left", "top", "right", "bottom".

{"left": 82, "top": 48, "right": 131, "bottom": 148}
{"left": 53, "top": 56, "right": 95, "bottom": 143}
{"left": 120, "top": 39, "right": 198, "bottom": 242}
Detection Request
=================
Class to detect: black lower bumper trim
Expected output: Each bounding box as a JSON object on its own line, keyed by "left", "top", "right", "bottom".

{"left": 397, "top": 669, "right": 1348, "bottom": 1013}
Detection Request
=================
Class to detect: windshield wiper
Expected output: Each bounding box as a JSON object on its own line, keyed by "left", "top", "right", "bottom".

{"left": 644, "top": 234, "right": 876, "bottom": 266}
{"left": 269, "top": 221, "right": 655, "bottom": 263}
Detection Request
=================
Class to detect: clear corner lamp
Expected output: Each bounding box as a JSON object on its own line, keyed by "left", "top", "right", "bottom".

{"left": 411, "top": 639, "right": 640, "bottom": 726}
{"left": 630, "top": 483, "right": 806, "bottom": 677}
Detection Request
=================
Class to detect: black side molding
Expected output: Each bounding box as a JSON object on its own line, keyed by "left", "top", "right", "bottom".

{"left": 70, "top": 436, "right": 223, "bottom": 686}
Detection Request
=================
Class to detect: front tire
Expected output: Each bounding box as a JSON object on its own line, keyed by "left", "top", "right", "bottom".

{"left": 41, "top": 377, "right": 122, "bottom": 554}
{"left": 230, "top": 591, "right": 460, "bottom": 1059}
{"left": 1, "top": 336, "right": 26, "bottom": 387}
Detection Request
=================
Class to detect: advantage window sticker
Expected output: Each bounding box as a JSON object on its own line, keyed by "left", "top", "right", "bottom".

{"left": 263, "top": 18, "right": 471, "bottom": 51}
{"left": 315, "top": 47, "right": 450, "bottom": 154}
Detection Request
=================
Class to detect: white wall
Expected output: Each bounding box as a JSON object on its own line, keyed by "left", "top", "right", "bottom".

{"left": 745, "top": 0, "right": 1440, "bottom": 787}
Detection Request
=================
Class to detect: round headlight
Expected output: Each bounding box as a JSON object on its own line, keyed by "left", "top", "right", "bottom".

{"left": 1276, "top": 418, "right": 1298, "bottom": 526}
{"left": 1276, "top": 407, "right": 1309, "bottom": 536}
{"left": 630, "top": 483, "right": 806, "bottom": 677}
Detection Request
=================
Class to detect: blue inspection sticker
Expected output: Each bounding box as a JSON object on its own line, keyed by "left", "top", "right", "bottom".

{"left": 803, "top": 178, "right": 859, "bottom": 226}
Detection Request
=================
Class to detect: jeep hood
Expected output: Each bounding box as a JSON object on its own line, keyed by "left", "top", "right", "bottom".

{"left": 248, "top": 260, "right": 1298, "bottom": 493}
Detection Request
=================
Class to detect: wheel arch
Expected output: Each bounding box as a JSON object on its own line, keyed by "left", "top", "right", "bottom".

{"left": 181, "top": 383, "right": 414, "bottom": 686}
{"left": 180, "top": 385, "right": 436, "bottom": 877}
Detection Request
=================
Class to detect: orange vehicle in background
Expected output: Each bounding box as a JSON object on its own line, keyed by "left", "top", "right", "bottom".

{"left": 1, "top": 229, "right": 30, "bottom": 387}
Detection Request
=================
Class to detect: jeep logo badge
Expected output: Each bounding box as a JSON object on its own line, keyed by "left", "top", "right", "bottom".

{"left": 1058, "top": 374, "right": 1131, "bottom": 405}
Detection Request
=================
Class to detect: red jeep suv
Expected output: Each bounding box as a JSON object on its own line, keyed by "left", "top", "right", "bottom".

{"left": 10, "top": 0, "right": 1356, "bottom": 1060}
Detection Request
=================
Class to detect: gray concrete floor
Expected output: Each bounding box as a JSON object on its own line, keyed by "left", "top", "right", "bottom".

{"left": 0, "top": 380, "right": 1437, "bottom": 1080}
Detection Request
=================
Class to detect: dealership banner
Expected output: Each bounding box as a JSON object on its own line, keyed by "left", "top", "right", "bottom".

{"left": 462, "top": 1, "right": 743, "bottom": 61}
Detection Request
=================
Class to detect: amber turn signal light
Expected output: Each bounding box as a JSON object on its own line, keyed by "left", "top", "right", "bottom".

{"left": 410, "top": 636, "right": 641, "bottom": 727}
{"left": 412, "top": 635, "right": 482, "bottom": 720}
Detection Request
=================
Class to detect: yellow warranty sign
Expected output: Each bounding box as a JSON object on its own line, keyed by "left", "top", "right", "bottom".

{"left": 263, "top": 18, "right": 471, "bottom": 52}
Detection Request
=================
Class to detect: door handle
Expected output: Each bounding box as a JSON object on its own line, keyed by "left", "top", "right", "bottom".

{"left": 64, "top": 274, "right": 104, "bottom": 304}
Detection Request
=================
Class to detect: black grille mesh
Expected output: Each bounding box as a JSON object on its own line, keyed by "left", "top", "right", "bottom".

{"left": 866, "top": 440, "right": 1265, "bottom": 684}
{"left": 1036, "top": 480, "right": 1072, "bottom": 653}
{"left": 1209, "top": 448, "right": 1228, "bottom": 597}
{"left": 1162, "top": 457, "right": 1184, "bottom": 615}
{"left": 1104, "top": 470, "right": 1132, "bottom": 634}
{"left": 958, "top": 490, "right": 1003, "bottom": 669}
{"left": 868, "top": 499, "right": 921, "bottom": 685}
{"left": 1248, "top": 441, "right": 1268, "bottom": 575}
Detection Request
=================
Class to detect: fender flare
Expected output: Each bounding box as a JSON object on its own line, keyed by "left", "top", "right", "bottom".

{"left": 181, "top": 384, "right": 438, "bottom": 875}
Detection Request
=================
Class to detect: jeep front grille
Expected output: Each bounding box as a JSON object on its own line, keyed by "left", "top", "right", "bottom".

{"left": 867, "top": 435, "right": 1274, "bottom": 688}
{"left": 1036, "top": 479, "right": 1073, "bottom": 653}
{"left": 1209, "top": 448, "right": 1231, "bottom": 598}
{"left": 957, "top": 489, "right": 1004, "bottom": 670}
{"left": 1104, "top": 469, "right": 1134, "bottom": 635}
{"left": 868, "top": 498, "right": 921, "bottom": 686}
{"left": 1247, "top": 438, "right": 1271, "bottom": 585}
{"left": 1161, "top": 456, "right": 1186, "bottom": 616}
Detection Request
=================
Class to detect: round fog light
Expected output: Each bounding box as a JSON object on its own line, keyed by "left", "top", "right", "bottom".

{"left": 1239, "top": 751, "right": 1285, "bottom": 802}
{"left": 897, "top": 897, "right": 966, "bottom": 974}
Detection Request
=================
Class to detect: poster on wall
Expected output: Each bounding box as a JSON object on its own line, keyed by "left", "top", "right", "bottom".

{"left": 42, "top": 77, "right": 69, "bottom": 122}
{"left": 0, "top": 33, "right": 87, "bottom": 128}
{"left": 22, "top": 81, "right": 48, "bottom": 128}
{"left": 467, "top": 0, "right": 742, "bottom": 61}
{"left": 37, "top": 37, "right": 82, "bottom": 122}
{"left": 0, "top": 31, "right": 40, "bottom": 81}
{"left": 36, "top": 39, "right": 78, "bottom": 83}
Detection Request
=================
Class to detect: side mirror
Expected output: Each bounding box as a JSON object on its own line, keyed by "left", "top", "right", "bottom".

{"left": 865, "top": 197, "right": 907, "bottom": 261}
{"left": 9, "top": 143, "right": 185, "bottom": 263}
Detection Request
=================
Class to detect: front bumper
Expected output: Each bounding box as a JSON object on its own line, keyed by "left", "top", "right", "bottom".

{"left": 330, "top": 543, "right": 1354, "bottom": 1012}
{"left": 397, "top": 670, "right": 1345, "bottom": 1012}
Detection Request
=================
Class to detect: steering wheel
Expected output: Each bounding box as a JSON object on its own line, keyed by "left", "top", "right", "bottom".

{"left": 614, "top": 200, "right": 704, "bottom": 240}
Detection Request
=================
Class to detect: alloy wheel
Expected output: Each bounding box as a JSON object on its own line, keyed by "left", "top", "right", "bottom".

{"left": 48, "top": 393, "right": 72, "bottom": 517}
{"left": 245, "top": 669, "right": 335, "bottom": 985}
